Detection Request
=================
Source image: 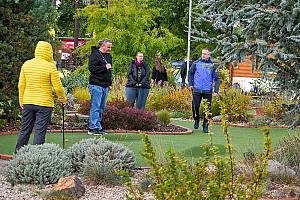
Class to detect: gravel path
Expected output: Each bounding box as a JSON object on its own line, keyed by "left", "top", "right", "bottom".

{"left": 0, "top": 159, "right": 154, "bottom": 200}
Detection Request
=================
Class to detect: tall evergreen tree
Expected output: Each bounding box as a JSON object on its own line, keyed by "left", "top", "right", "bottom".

{"left": 194, "top": 0, "right": 300, "bottom": 126}
{"left": 0, "top": 0, "right": 55, "bottom": 125}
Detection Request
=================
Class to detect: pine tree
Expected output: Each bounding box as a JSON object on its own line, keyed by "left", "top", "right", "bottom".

{"left": 0, "top": 0, "right": 55, "bottom": 125}
{"left": 194, "top": 0, "right": 300, "bottom": 127}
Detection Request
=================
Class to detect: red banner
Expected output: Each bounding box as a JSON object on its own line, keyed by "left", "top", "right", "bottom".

{"left": 61, "top": 39, "right": 86, "bottom": 49}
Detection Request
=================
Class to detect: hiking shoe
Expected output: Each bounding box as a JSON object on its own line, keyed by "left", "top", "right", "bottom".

{"left": 99, "top": 129, "right": 108, "bottom": 135}
{"left": 203, "top": 124, "right": 208, "bottom": 133}
{"left": 93, "top": 130, "right": 104, "bottom": 136}
{"left": 88, "top": 129, "right": 101, "bottom": 135}
{"left": 194, "top": 119, "right": 199, "bottom": 129}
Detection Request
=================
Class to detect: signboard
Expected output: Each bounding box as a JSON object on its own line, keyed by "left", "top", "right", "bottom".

{"left": 61, "top": 39, "right": 87, "bottom": 49}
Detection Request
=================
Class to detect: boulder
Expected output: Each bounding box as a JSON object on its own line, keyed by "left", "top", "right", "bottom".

{"left": 212, "top": 115, "right": 222, "bottom": 122}
{"left": 267, "top": 160, "right": 296, "bottom": 177}
{"left": 52, "top": 176, "right": 85, "bottom": 198}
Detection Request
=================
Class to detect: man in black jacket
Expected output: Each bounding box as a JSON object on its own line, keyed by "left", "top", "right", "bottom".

{"left": 88, "top": 39, "right": 112, "bottom": 135}
{"left": 181, "top": 58, "right": 192, "bottom": 87}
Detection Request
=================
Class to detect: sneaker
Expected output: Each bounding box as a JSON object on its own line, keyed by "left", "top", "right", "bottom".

{"left": 88, "top": 129, "right": 96, "bottom": 135}
{"left": 194, "top": 119, "right": 199, "bottom": 129}
{"left": 93, "top": 130, "right": 103, "bottom": 136}
{"left": 88, "top": 129, "right": 102, "bottom": 135}
{"left": 99, "top": 129, "right": 108, "bottom": 135}
{"left": 203, "top": 124, "right": 208, "bottom": 133}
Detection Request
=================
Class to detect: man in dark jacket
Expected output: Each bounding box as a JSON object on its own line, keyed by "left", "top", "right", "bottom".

{"left": 88, "top": 39, "right": 112, "bottom": 135}
{"left": 181, "top": 58, "right": 192, "bottom": 87}
{"left": 188, "top": 48, "right": 220, "bottom": 133}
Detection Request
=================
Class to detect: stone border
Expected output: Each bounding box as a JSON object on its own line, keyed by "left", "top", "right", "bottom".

{"left": 212, "top": 122, "right": 300, "bottom": 129}
{"left": 0, "top": 154, "right": 12, "bottom": 160}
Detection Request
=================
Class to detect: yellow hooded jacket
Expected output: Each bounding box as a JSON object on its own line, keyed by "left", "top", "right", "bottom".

{"left": 18, "top": 41, "right": 67, "bottom": 107}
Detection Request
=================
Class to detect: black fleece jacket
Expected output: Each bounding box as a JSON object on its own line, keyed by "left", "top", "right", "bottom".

{"left": 88, "top": 46, "right": 112, "bottom": 87}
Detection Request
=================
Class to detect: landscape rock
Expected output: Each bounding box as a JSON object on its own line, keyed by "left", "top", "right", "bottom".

{"left": 212, "top": 115, "right": 222, "bottom": 122}
{"left": 267, "top": 160, "right": 296, "bottom": 177}
{"left": 52, "top": 176, "right": 85, "bottom": 198}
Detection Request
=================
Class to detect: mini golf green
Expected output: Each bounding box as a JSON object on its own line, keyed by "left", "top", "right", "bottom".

{"left": 0, "top": 120, "right": 299, "bottom": 166}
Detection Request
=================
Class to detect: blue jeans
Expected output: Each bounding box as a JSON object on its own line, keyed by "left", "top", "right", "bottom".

{"left": 126, "top": 87, "right": 150, "bottom": 110}
{"left": 89, "top": 84, "right": 108, "bottom": 130}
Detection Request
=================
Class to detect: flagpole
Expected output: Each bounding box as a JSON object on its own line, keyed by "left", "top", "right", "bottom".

{"left": 186, "top": 0, "right": 192, "bottom": 83}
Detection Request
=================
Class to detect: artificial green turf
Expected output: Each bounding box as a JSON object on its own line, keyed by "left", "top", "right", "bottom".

{"left": 0, "top": 120, "right": 299, "bottom": 167}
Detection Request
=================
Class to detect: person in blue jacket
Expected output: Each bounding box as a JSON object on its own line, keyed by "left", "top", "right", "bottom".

{"left": 188, "top": 48, "right": 220, "bottom": 133}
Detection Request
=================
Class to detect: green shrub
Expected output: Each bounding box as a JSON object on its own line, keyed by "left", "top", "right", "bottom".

{"left": 72, "top": 87, "right": 90, "bottom": 103}
{"left": 156, "top": 110, "right": 171, "bottom": 125}
{"left": 61, "top": 67, "right": 89, "bottom": 93}
{"left": 5, "top": 144, "right": 72, "bottom": 185}
{"left": 199, "top": 97, "right": 221, "bottom": 117}
{"left": 219, "top": 88, "right": 251, "bottom": 122}
{"left": 147, "top": 87, "right": 192, "bottom": 113}
{"left": 171, "top": 111, "right": 192, "bottom": 119}
{"left": 66, "top": 138, "right": 136, "bottom": 173}
{"left": 271, "top": 135, "right": 300, "bottom": 175}
{"left": 248, "top": 115, "right": 273, "bottom": 126}
{"left": 81, "top": 156, "right": 121, "bottom": 185}
{"left": 40, "top": 190, "right": 74, "bottom": 200}
{"left": 123, "top": 124, "right": 272, "bottom": 199}
{"left": 262, "top": 94, "right": 288, "bottom": 121}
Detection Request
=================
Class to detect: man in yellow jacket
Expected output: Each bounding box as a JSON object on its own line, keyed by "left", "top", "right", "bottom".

{"left": 16, "top": 41, "right": 67, "bottom": 152}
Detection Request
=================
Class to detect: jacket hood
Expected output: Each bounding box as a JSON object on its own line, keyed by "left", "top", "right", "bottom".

{"left": 91, "top": 46, "right": 99, "bottom": 53}
{"left": 34, "top": 41, "right": 54, "bottom": 63}
{"left": 199, "top": 58, "right": 213, "bottom": 63}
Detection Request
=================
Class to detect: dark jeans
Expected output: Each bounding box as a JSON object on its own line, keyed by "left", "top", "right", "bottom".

{"left": 192, "top": 92, "right": 212, "bottom": 125}
{"left": 15, "top": 104, "right": 53, "bottom": 152}
{"left": 125, "top": 87, "right": 150, "bottom": 110}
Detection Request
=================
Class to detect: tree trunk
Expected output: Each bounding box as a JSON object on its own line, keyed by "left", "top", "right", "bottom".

{"left": 74, "top": 0, "right": 79, "bottom": 48}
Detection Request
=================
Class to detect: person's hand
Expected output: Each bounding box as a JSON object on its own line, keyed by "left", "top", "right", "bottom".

{"left": 163, "top": 81, "right": 168, "bottom": 88}
{"left": 157, "top": 80, "right": 162, "bottom": 86}
{"left": 106, "top": 63, "right": 112, "bottom": 70}
{"left": 189, "top": 86, "right": 193, "bottom": 91}
{"left": 150, "top": 80, "right": 155, "bottom": 87}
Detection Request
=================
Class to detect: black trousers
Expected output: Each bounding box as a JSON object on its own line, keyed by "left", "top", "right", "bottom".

{"left": 192, "top": 92, "right": 212, "bottom": 125}
{"left": 15, "top": 104, "right": 53, "bottom": 152}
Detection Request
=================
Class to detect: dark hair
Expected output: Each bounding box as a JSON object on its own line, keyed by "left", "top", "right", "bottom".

{"left": 98, "top": 39, "right": 112, "bottom": 47}
{"left": 155, "top": 54, "right": 164, "bottom": 73}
